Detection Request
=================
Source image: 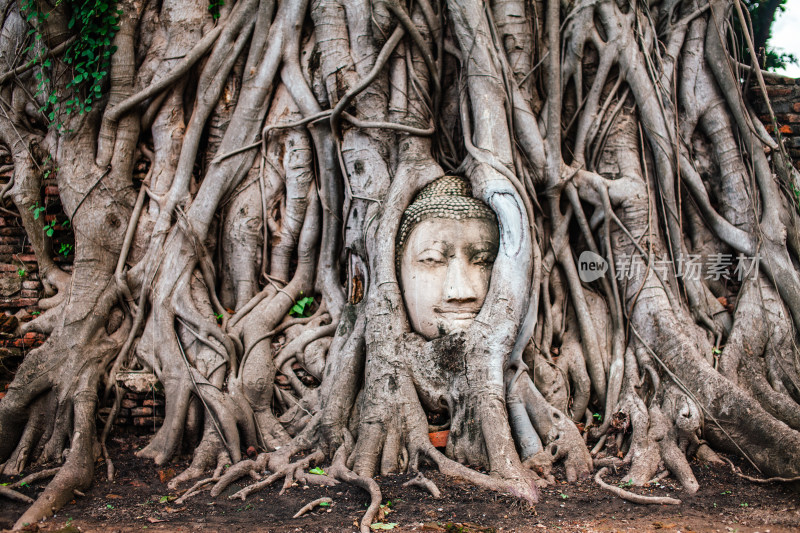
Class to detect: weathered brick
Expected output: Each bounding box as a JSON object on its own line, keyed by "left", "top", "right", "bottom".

{"left": 21, "top": 281, "right": 40, "bottom": 290}
{"left": 133, "top": 416, "right": 163, "bottom": 427}
{"left": 143, "top": 398, "right": 164, "bottom": 407}
{"left": 767, "top": 87, "right": 792, "bottom": 97}
{"left": 773, "top": 101, "right": 793, "bottom": 114}
{"left": 121, "top": 399, "right": 136, "bottom": 409}
{"left": 786, "top": 114, "right": 800, "bottom": 123}
{"left": 44, "top": 186, "right": 59, "bottom": 196}
{"left": 131, "top": 406, "right": 153, "bottom": 416}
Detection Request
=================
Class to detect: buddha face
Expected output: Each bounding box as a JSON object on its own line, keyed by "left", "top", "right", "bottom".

{"left": 400, "top": 217, "right": 499, "bottom": 340}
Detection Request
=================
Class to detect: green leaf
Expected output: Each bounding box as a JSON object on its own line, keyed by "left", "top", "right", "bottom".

{"left": 309, "top": 466, "right": 326, "bottom": 475}
{"left": 370, "top": 523, "right": 398, "bottom": 530}
{"left": 289, "top": 296, "right": 314, "bottom": 317}
{"left": 318, "top": 501, "right": 331, "bottom": 507}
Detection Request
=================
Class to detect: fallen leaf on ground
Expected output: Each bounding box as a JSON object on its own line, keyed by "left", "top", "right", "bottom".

{"left": 158, "top": 468, "right": 176, "bottom": 484}
{"left": 653, "top": 522, "right": 676, "bottom": 529}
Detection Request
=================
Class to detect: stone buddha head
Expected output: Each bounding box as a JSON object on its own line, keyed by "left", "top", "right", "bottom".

{"left": 397, "top": 176, "right": 499, "bottom": 340}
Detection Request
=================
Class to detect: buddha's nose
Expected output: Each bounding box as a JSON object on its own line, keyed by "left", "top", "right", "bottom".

{"left": 444, "top": 257, "right": 478, "bottom": 302}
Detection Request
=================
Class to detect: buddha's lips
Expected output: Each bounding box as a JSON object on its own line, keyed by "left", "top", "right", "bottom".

{"left": 434, "top": 307, "right": 481, "bottom": 320}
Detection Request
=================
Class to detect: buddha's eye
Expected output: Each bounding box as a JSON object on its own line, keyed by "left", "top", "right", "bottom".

{"left": 416, "top": 250, "right": 446, "bottom": 265}
{"left": 472, "top": 251, "right": 496, "bottom": 265}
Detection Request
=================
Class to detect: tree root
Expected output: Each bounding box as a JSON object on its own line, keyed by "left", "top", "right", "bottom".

{"left": 403, "top": 472, "right": 441, "bottom": 498}
{"left": 722, "top": 456, "right": 800, "bottom": 484}
{"left": 229, "top": 450, "right": 336, "bottom": 500}
{"left": 595, "top": 467, "right": 681, "bottom": 505}
{"left": 292, "top": 496, "right": 333, "bottom": 518}
{"left": 175, "top": 477, "right": 219, "bottom": 505}
{"left": 0, "top": 485, "right": 34, "bottom": 504}
{"left": 10, "top": 467, "right": 60, "bottom": 488}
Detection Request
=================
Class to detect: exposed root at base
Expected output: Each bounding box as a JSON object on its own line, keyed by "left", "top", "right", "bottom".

{"left": 293, "top": 497, "right": 333, "bottom": 518}
{"left": 722, "top": 457, "right": 800, "bottom": 484}
{"left": 10, "top": 467, "right": 60, "bottom": 488}
{"left": 595, "top": 467, "right": 681, "bottom": 505}
{"left": 403, "top": 472, "right": 442, "bottom": 498}
{"left": 229, "top": 450, "right": 336, "bottom": 500}
{"left": 0, "top": 485, "right": 34, "bottom": 504}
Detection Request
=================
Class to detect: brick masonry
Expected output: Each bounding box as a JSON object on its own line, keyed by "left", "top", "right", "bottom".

{"left": 751, "top": 76, "right": 800, "bottom": 168}
{"left": 0, "top": 77, "right": 797, "bottom": 426}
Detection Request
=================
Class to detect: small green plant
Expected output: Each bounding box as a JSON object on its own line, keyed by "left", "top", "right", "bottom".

{"left": 58, "top": 243, "right": 74, "bottom": 257}
{"left": 290, "top": 295, "right": 314, "bottom": 318}
{"left": 740, "top": 502, "right": 749, "bottom": 508}
{"left": 618, "top": 479, "right": 633, "bottom": 488}
{"left": 309, "top": 466, "right": 326, "bottom": 475}
{"left": 31, "top": 310, "right": 41, "bottom": 316}
{"left": 42, "top": 218, "right": 58, "bottom": 237}
{"left": 214, "top": 312, "right": 224, "bottom": 323}
{"left": 17, "top": 267, "right": 26, "bottom": 277}
{"left": 106, "top": 503, "right": 114, "bottom": 509}
{"left": 208, "top": 0, "right": 224, "bottom": 20}
{"left": 29, "top": 202, "right": 45, "bottom": 220}
{"left": 559, "top": 492, "right": 569, "bottom": 499}
{"left": 721, "top": 490, "right": 732, "bottom": 495}
{"left": 319, "top": 501, "right": 331, "bottom": 507}
{"left": 593, "top": 412, "right": 602, "bottom": 422}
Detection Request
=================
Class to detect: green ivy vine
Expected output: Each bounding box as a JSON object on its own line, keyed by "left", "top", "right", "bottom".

{"left": 22, "top": 0, "right": 122, "bottom": 124}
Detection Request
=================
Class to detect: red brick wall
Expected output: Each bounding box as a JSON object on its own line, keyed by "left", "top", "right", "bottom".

{"left": 752, "top": 76, "right": 800, "bottom": 169}
{"left": 0, "top": 173, "right": 65, "bottom": 393}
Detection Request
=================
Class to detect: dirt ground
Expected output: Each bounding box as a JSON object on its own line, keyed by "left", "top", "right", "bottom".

{"left": 1, "top": 433, "right": 799, "bottom": 533}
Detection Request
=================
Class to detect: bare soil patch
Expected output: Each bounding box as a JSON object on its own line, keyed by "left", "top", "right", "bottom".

{"left": 2, "top": 434, "right": 798, "bottom": 532}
